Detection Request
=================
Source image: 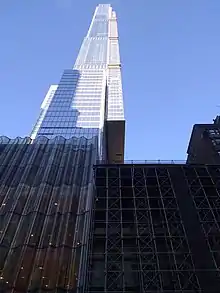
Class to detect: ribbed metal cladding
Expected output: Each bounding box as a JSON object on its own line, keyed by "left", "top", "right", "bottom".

{"left": 0, "top": 136, "right": 98, "bottom": 293}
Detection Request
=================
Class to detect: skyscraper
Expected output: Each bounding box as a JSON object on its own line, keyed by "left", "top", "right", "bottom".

{"left": 31, "top": 4, "right": 125, "bottom": 163}
{"left": 0, "top": 5, "right": 125, "bottom": 293}
{"left": 1, "top": 4, "right": 220, "bottom": 293}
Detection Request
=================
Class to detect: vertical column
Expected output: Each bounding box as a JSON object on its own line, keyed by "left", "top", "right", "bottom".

{"left": 107, "top": 11, "right": 124, "bottom": 121}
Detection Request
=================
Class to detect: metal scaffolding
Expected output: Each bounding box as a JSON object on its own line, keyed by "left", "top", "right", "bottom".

{"left": 86, "top": 164, "right": 220, "bottom": 293}
{"left": 185, "top": 166, "right": 220, "bottom": 280}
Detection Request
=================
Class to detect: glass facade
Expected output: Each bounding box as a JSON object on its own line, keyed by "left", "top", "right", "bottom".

{"left": 30, "top": 4, "right": 125, "bottom": 160}
{"left": 0, "top": 136, "right": 98, "bottom": 293}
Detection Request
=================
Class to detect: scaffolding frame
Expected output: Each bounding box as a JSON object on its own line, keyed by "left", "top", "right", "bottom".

{"left": 86, "top": 165, "right": 211, "bottom": 293}
{"left": 186, "top": 165, "right": 220, "bottom": 276}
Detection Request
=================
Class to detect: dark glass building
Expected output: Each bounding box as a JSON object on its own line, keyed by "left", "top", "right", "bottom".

{"left": 187, "top": 116, "right": 220, "bottom": 164}
{"left": 0, "top": 136, "right": 98, "bottom": 292}
{"left": 87, "top": 163, "right": 220, "bottom": 292}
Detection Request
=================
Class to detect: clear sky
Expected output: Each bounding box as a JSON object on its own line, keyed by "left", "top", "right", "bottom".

{"left": 0, "top": 0, "right": 219, "bottom": 160}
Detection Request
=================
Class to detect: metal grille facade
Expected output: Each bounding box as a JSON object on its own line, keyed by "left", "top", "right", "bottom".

{"left": 87, "top": 164, "right": 220, "bottom": 293}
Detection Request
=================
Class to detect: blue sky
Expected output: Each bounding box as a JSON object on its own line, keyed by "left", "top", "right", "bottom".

{"left": 0, "top": 0, "right": 219, "bottom": 160}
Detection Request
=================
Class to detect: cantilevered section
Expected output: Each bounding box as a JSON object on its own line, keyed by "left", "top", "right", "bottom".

{"left": 106, "top": 119, "right": 125, "bottom": 163}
